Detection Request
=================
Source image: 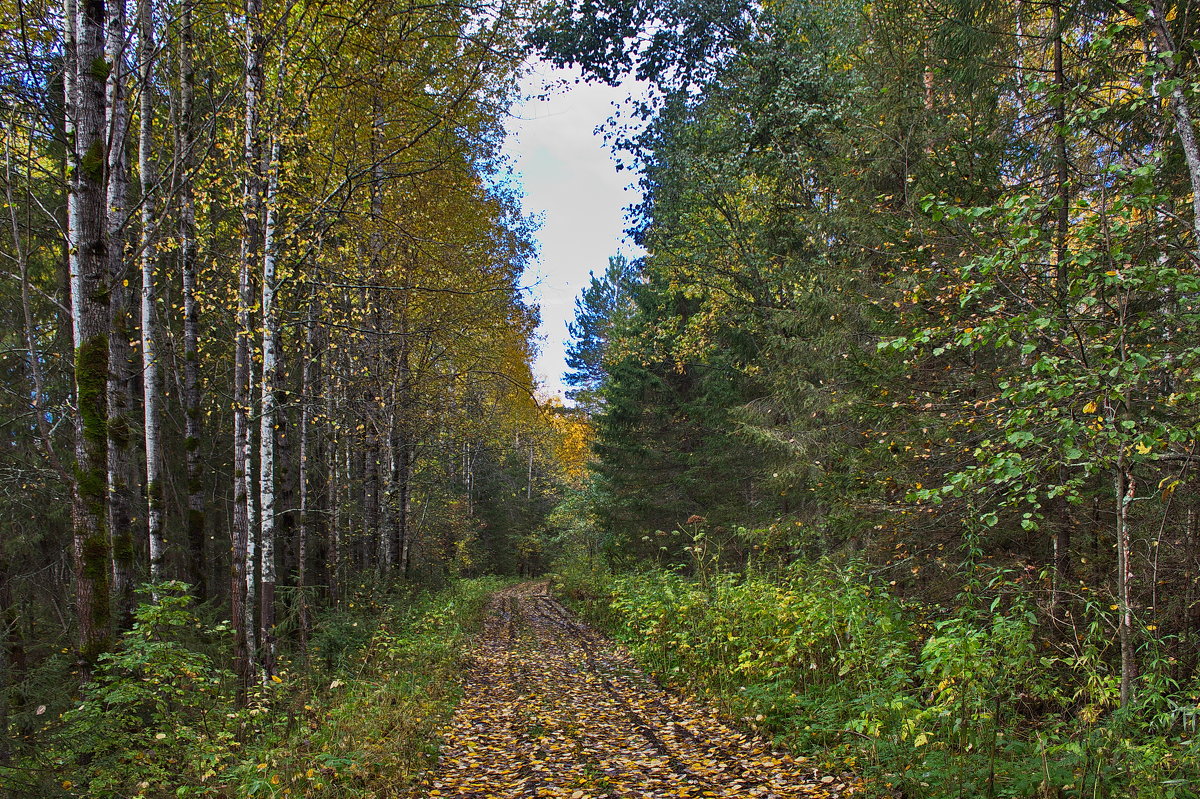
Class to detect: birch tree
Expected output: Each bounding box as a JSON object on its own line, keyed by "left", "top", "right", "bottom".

{"left": 258, "top": 129, "right": 281, "bottom": 681}
{"left": 137, "top": 0, "right": 163, "bottom": 584}
{"left": 232, "top": 0, "right": 264, "bottom": 688}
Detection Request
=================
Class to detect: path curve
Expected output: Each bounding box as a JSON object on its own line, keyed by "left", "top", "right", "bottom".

{"left": 421, "top": 582, "right": 856, "bottom": 798}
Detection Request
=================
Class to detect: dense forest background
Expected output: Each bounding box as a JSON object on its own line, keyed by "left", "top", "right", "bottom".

{"left": 3, "top": 0, "right": 1200, "bottom": 795}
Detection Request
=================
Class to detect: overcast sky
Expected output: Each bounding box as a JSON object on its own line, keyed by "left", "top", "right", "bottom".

{"left": 503, "top": 66, "right": 646, "bottom": 401}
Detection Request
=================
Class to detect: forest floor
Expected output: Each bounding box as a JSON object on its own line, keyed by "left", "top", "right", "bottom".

{"left": 419, "top": 582, "right": 857, "bottom": 798}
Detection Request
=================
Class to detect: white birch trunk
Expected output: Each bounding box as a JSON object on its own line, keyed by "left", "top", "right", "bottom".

{"left": 366, "top": 101, "right": 384, "bottom": 571}
{"left": 258, "top": 133, "right": 281, "bottom": 682}
{"left": 245, "top": 357, "right": 258, "bottom": 669}
{"left": 137, "top": 0, "right": 164, "bottom": 586}
{"left": 1146, "top": 0, "right": 1200, "bottom": 257}
{"left": 232, "top": 0, "right": 263, "bottom": 689}
{"left": 327, "top": 367, "right": 341, "bottom": 604}
{"left": 64, "top": 0, "right": 78, "bottom": 352}
{"left": 1116, "top": 461, "right": 1137, "bottom": 707}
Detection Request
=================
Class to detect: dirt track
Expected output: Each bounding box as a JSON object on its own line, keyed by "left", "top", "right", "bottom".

{"left": 421, "top": 582, "right": 854, "bottom": 798}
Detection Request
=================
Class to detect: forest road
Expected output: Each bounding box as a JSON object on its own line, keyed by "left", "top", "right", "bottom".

{"left": 419, "top": 581, "right": 856, "bottom": 799}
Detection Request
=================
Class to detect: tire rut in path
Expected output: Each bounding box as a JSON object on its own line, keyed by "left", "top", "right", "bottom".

{"left": 420, "top": 582, "right": 856, "bottom": 798}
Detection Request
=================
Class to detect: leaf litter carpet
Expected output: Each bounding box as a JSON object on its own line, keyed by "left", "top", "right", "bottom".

{"left": 421, "top": 582, "right": 856, "bottom": 798}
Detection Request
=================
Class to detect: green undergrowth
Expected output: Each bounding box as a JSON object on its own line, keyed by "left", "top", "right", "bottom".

{"left": 555, "top": 561, "right": 1200, "bottom": 799}
{"left": 4, "top": 577, "right": 506, "bottom": 798}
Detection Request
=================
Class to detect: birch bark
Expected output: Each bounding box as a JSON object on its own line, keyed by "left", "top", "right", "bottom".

{"left": 138, "top": 0, "right": 164, "bottom": 585}
{"left": 258, "top": 132, "right": 281, "bottom": 681}
{"left": 1144, "top": 0, "right": 1200, "bottom": 257}
{"left": 232, "top": 0, "right": 263, "bottom": 689}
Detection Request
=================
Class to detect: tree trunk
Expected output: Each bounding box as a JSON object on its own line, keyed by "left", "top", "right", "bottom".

{"left": 232, "top": 0, "right": 263, "bottom": 692}
{"left": 327, "top": 372, "right": 341, "bottom": 605}
{"left": 1116, "top": 460, "right": 1137, "bottom": 707}
{"left": 68, "top": 0, "right": 114, "bottom": 665}
{"left": 400, "top": 442, "right": 412, "bottom": 577}
{"left": 258, "top": 133, "right": 281, "bottom": 682}
{"left": 1144, "top": 0, "right": 1200, "bottom": 258}
{"left": 352, "top": 441, "right": 364, "bottom": 572}
{"left": 105, "top": 0, "right": 135, "bottom": 628}
{"left": 0, "top": 555, "right": 12, "bottom": 765}
{"left": 297, "top": 302, "right": 317, "bottom": 654}
{"left": 178, "top": 0, "right": 205, "bottom": 598}
{"left": 233, "top": 314, "right": 252, "bottom": 688}
{"left": 245, "top": 357, "right": 259, "bottom": 671}
{"left": 1051, "top": 488, "right": 1072, "bottom": 614}
{"left": 386, "top": 412, "right": 400, "bottom": 571}
{"left": 386, "top": 364, "right": 412, "bottom": 577}
{"left": 138, "top": 0, "right": 164, "bottom": 587}
{"left": 1047, "top": 4, "right": 1074, "bottom": 617}
{"left": 366, "top": 99, "right": 385, "bottom": 572}
{"left": 364, "top": 436, "right": 379, "bottom": 570}
{"left": 1183, "top": 506, "right": 1197, "bottom": 678}
{"left": 395, "top": 422, "right": 412, "bottom": 578}
{"left": 1051, "top": 1, "right": 1069, "bottom": 290}
{"left": 277, "top": 385, "right": 296, "bottom": 588}
{"left": 466, "top": 442, "right": 474, "bottom": 517}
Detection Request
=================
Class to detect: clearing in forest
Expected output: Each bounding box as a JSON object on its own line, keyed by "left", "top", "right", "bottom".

{"left": 420, "top": 582, "right": 855, "bottom": 798}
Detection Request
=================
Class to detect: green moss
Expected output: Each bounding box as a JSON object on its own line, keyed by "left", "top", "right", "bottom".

{"left": 82, "top": 530, "right": 110, "bottom": 582}
{"left": 111, "top": 527, "right": 134, "bottom": 566}
{"left": 76, "top": 336, "right": 109, "bottom": 449}
{"left": 75, "top": 465, "right": 104, "bottom": 508}
{"left": 185, "top": 435, "right": 201, "bottom": 453}
{"left": 147, "top": 480, "right": 163, "bottom": 512}
{"left": 81, "top": 138, "right": 105, "bottom": 181}
{"left": 89, "top": 56, "right": 111, "bottom": 82}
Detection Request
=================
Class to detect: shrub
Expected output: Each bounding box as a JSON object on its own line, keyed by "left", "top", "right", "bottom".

{"left": 10, "top": 577, "right": 505, "bottom": 799}
{"left": 592, "top": 561, "right": 1200, "bottom": 799}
